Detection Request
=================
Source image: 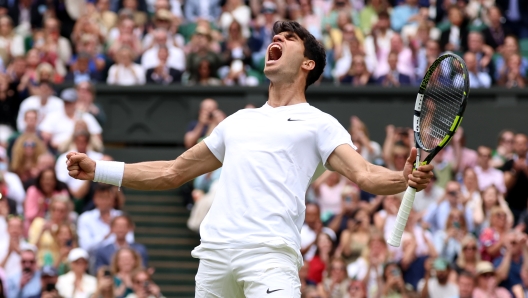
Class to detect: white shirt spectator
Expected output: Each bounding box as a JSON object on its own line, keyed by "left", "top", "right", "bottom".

{"left": 455, "top": 72, "right": 491, "bottom": 88}
{"left": 413, "top": 184, "right": 445, "bottom": 213}
{"left": 77, "top": 209, "right": 134, "bottom": 252}
{"left": 2, "top": 171, "right": 26, "bottom": 214}
{"left": 16, "top": 95, "right": 64, "bottom": 132}
{"left": 55, "top": 150, "right": 104, "bottom": 193}
{"left": 0, "top": 237, "right": 28, "bottom": 277}
{"left": 107, "top": 63, "right": 146, "bottom": 86}
{"left": 141, "top": 45, "right": 186, "bottom": 71}
{"left": 0, "top": 34, "right": 25, "bottom": 58}
{"left": 56, "top": 271, "right": 97, "bottom": 298}
{"left": 300, "top": 224, "right": 337, "bottom": 261}
{"left": 473, "top": 166, "right": 506, "bottom": 193}
{"left": 417, "top": 277, "right": 459, "bottom": 298}
{"left": 39, "top": 111, "right": 102, "bottom": 148}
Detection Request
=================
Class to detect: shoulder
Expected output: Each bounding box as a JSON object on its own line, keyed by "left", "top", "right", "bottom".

{"left": 78, "top": 210, "right": 96, "bottom": 222}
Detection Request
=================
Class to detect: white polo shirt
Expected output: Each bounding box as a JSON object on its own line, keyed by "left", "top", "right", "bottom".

{"left": 201, "top": 102, "right": 355, "bottom": 258}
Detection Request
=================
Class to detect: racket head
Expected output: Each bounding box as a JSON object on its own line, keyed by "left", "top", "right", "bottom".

{"left": 413, "top": 53, "right": 469, "bottom": 164}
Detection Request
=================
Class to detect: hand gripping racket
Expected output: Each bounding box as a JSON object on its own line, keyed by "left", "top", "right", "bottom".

{"left": 387, "top": 53, "right": 469, "bottom": 247}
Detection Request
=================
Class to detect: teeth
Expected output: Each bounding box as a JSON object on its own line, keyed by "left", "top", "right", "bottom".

{"left": 271, "top": 45, "right": 281, "bottom": 51}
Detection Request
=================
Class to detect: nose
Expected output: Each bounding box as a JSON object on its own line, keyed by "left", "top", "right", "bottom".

{"left": 272, "top": 35, "right": 284, "bottom": 43}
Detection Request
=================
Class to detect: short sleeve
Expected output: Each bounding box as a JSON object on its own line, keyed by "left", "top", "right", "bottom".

{"left": 316, "top": 116, "right": 356, "bottom": 168}
{"left": 203, "top": 120, "right": 228, "bottom": 163}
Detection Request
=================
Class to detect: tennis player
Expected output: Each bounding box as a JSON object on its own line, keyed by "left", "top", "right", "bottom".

{"left": 66, "top": 21, "right": 434, "bottom": 297}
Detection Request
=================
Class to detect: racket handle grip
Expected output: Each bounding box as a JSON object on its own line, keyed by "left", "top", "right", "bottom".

{"left": 387, "top": 186, "right": 417, "bottom": 247}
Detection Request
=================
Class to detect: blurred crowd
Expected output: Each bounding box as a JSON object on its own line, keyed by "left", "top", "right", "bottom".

{"left": 186, "top": 98, "right": 528, "bottom": 298}
{"left": 0, "top": 0, "right": 527, "bottom": 90}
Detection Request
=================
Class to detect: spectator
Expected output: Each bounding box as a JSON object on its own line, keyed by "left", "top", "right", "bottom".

{"left": 6, "top": 246, "right": 41, "bottom": 298}
{"left": 0, "top": 173, "right": 18, "bottom": 215}
{"left": 186, "top": 26, "right": 223, "bottom": 83}
{"left": 474, "top": 146, "right": 506, "bottom": 194}
{"left": 107, "top": 46, "right": 146, "bottom": 86}
{"left": 301, "top": 202, "right": 336, "bottom": 261}
{"left": 27, "top": 196, "right": 73, "bottom": 268}
{"left": 24, "top": 168, "right": 70, "bottom": 231}
{"left": 56, "top": 248, "right": 97, "bottom": 298}
{"left": 501, "top": 133, "right": 528, "bottom": 221}
{"left": 482, "top": 7, "right": 511, "bottom": 50}
{"left": 474, "top": 185, "right": 513, "bottom": 231}
{"left": 16, "top": 81, "right": 63, "bottom": 133}
{"left": 358, "top": 0, "right": 391, "bottom": 35}
{"left": 141, "top": 28, "right": 185, "bottom": 72}
{"left": 497, "top": 54, "right": 526, "bottom": 88}
{"left": 307, "top": 232, "right": 335, "bottom": 284}
{"left": 374, "top": 33, "right": 414, "bottom": 80}
{"left": 183, "top": 98, "right": 218, "bottom": 149}
{"left": 112, "top": 248, "right": 143, "bottom": 298}
{"left": 479, "top": 206, "right": 510, "bottom": 263}
{"left": 444, "top": 128, "right": 478, "bottom": 180}
{"left": 473, "top": 261, "right": 512, "bottom": 298}
{"left": 494, "top": 36, "right": 528, "bottom": 82}
{"left": 92, "top": 266, "right": 116, "bottom": 298}
{"left": 0, "top": 216, "right": 28, "bottom": 277}
{"left": 413, "top": 177, "right": 445, "bottom": 217}
{"left": 513, "top": 264, "right": 528, "bottom": 298}
{"left": 391, "top": 0, "right": 420, "bottom": 32}
{"left": 455, "top": 235, "right": 481, "bottom": 276}
{"left": 94, "top": 215, "right": 148, "bottom": 272}
{"left": 377, "top": 51, "right": 412, "bottom": 87}
{"left": 21, "top": 153, "right": 55, "bottom": 191}
{"left": 380, "top": 262, "right": 408, "bottom": 297}
{"left": 494, "top": 232, "right": 526, "bottom": 293}
{"left": 6, "top": 109, "right": 38, "bottom": 160}
{"left": 0, "top": 73, "right": 22, "bottom": 132}
{"left": 440, "top": 6, "right": 469, "bottom": 52}
{"left": 492, "top": 130, "right": 516, "bottom": 168}
{"left": 0, "top": 147, "right": 26, "bottom": 213}
{"left": 453, "top": 270, "right": 476, "bottom": 298}
{"left": 183, "top": 0, "right": 221, "bottom": 23}
{"left": 218, "top": 0, "right": 251, "bottom": 39}
{"left": 125, "top": 268, "right": 164, "bottom": 298}
{"left": 347, "top": 279, "right": 367, "bottom": 298}
{"left": 316, "top": 257, "right": 350, "bottom": 297}
{"left": 107, "top": 18, "right": 142, "bottom": 60}
{"left": 416, "top": 40, "right": 441, "bottom": 80}
{"left": 39, "top": 265, "right": 59, "bottom": 298}
{"left": 349, "top": 116, "right": 382, "bottom": 164}
{"left": 495, "top": 0, "right": 528, "bottom": 39}
{"left": 338, "top": 208, "right": 370, "bottom": 264}
{"left": 248, "top": 1, "right": 281, "bottom": 66}
{"left": 312, "top": 171, "right": 347, "bottom": 223}
{"left": 461, "top": 52, "right": 492, "bottom": 88}
{"left": 433, "top": 209, "right": 468, "bottom": 263}
{"left": 76, "top": 82, "right": 106, "bottom": 126}
{"left": 145, "top": 45, "right": 183, "bottom": 84}
{"left": 187, "top": 58, "right": 223, "bottom": 86}
{"left": 64, "top": 52, "right": 102, "bottom": 85}
{"left": 77, "top": 183, "right": 134, "bottom": 253}
{"left": 9, "top": 134, "right": 46, "bottom": 184}
{"left": 0, "top": 15, "right": 25, "bottom": 62}
{"left": 340, "top": 55, "right": 376, "bottom": 85}
{"left": 121, "top": 0, "right": 148, "bottom": 28}
{"left": 364, "top": 11, "right": 394, "bottom": 73}
{"left": 142, "top": 9, "right": 184, "bottom": 51}
{"left": 41, "top": 18, "right": 72, "bottom": 78}
{"left": 424, "top": 181, "right": 474, "bottom": 234}
{"left": 418, "top": 258, "right": 459, "bottom": 298}
{"left": 220, "top": 21, "right": 256, "bottom": 86}
{"left": 334, "top": 30, "right": 370, "bottom": 81}
{"left": 382, "top": 125, "right": 412, "bottom": 171}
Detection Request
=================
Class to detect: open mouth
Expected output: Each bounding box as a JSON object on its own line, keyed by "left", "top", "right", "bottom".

{"left": 268, "top": 44, "right": 282, "bottom": 62}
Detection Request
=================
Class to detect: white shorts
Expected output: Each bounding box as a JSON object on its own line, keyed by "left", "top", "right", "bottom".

{"left": 191, "top": 245, "right": 302, "bottom": 298}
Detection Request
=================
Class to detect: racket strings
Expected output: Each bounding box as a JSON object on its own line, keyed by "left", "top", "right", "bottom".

{"left": 419, "top": 57, "right": 466, "bottom": 151}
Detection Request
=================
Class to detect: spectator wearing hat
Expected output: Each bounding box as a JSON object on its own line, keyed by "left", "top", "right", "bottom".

{"left": 186, "top": 26, "right": 223, "bottom": 83}
{"left": 473, "top": 261, "right": 512, "bottom": 298}
{"left": 183, "top": 0, "right": 221, "bottom": 23}
{"left": 16, "top": 81, "right": 63, "bottom": 133}
{"left": 6, "top": 245, "right": 41, "bottom": 298}
{"left": 39, "top": 88, "right": 102, "bottom": 151}
{"left": 142, "top": 9, "right": 185, "bottom": 51}
{"left": 418, "top": 258, "right": 459, "bottom": 298}
{"left": 56, "top": 248, "right": 97, "bottom": 298}
{"left": 39, "top": 265, "right": 59, "bottom": 298}
{"left": 141, "top": 28, "right": 185, "bottom": 72}
{"left": 0, "top": 216, "right": 30, "bottom": 277}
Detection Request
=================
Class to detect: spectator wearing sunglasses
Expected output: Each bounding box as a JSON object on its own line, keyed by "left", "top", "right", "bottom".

{"left": 9, "top": 134, "right": 47, "bottom": 184}
{"left": 6, "top": 245, "right": 41, "bottom": 298}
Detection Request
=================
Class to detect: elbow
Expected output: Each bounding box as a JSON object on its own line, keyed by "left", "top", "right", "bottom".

{"left": 162, "top": 161, "right": 185, "bottom": 190}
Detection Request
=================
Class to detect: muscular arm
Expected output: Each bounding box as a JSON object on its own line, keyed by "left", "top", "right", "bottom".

{"left": 328, "top": 144, "right": 431, "bottom": 195}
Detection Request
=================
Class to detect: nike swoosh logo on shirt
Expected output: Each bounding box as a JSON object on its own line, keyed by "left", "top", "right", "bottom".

{"left": 287, "top": 118, "right": 303, "bottom": 121}
{"left": 267, "top": 288, "right": 283, "bottom": 294}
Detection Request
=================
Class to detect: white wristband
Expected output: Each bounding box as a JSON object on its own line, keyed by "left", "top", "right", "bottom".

{"left": 93, "top": 160, "right": 125, "bottom": 188}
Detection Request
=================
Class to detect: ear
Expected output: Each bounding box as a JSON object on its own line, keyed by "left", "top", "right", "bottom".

{"left": 301, "top": 59, "right": 315, "bottom": 71}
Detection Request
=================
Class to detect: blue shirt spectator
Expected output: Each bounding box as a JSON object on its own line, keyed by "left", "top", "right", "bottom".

{"left": 184, "top": 0, "right": 221, "bottom": 23}
{"left": 7, "top": 249, "right": 41, "bottom": 298}
{"left": 390, "top": 0, "right": 420, "bottom": 32}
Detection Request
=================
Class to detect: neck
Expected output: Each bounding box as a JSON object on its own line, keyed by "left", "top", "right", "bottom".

{"left": 267, "top": 81, "right": 307, "bottom": 107}
{"left": 74, "top": 271, "right": 83, "bottom": 280}
{"left": 66, "top": 110, "right": 75, "bottom": 118}
{"left": 99, "top": 209, "right": 110, "bottom": 216}
{"left": 41, "top": 96, "right": 48, "bottom": 104}
{"left": 115, "top": 238, "right": 127, "bottom": 247}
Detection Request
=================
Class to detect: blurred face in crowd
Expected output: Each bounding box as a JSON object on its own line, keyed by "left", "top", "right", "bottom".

{"left": 488, "top": 7, "right": 502, "bottom": 26}
{"left": 390, "top": 35, "right": 403, "bottom": 53}
{"left": 94, "top": 189, "right": 114, "bottom": 212}
{"left": 351, "top": 56, "right": 367, "bottom": 75}
{"left": 132, "top": 271, "right": 151, "bottom": 298}
{"left": 477, "top": 146, "right": 492, "bottom": 169}
{"left": 463, "top": 52, "right": 477, "bottom": 73}
{"left": 326, "top": 172, "right": 340, "bottom": 186}
{"left": 200, "top": 98, "right": 218, "bottom": 115}
{"left": 50, "top": 201, "right": 68, "bottom": 223}
{"left": 477, "top": 272, "right": 496, "bottom": 290}
{"left": 336, "top": 11, "right": 351, "bottom": 30}
{"left": 329, "top": 259, "right": 347, "bottom": 283}
{"left": 119, "top": 19, "right": 135, "bottom": 35}
{"left": 74, "top": 134, "right": 89, "bottom": 154}
{"left": 76, "top": 57, "right": 90, "bottom": 73}
{"left": 24, "top": 110, "right": 37, "bottom": 131}
{"left": 157, "top": 47, "right": 169, "bottom": 62}
{"left": 348, "top": 280, "right": 366, "bottom": 298}
{"left": 77, "top": 82, "right": 94, "bottom": 106}
{"left": 503, "top": 36, "right": 519, "bottom": 56}
{"left": 392, "top": 145, "right": 408, "bottom": 171}
{"left": 468, "top": 32, "right": 484, "bottom": 53}
{"left": 377, "top": 15, "right": 390, "bottom": 31}
{"left": 11, "top": 57, "right": 27, "bottom": 78}
{"left": 21, "top": 251, "right": 37, "bottom": 273}
{"left": 316, "top": 233, "right": 332, "bottom": 252}
{"left": 388, "top": 52, "right": 398, "bottom": 70}
{"left": 436, "top": 267, "right": 450, "bottom": 284}
{"left": 491, "top": 210, "right": 507, "bottom": 229}
{"left": 153, "top": 30, "right": 168, "bottom": 46}
{"left": 57, "top": 225, "right": 73, "bottom": 245}
{"left": 123, "top": 0, "right": 138, "bottom": 10}
{"left": 27, "top": 49, "right": 40, "bottom": 67}
{"left": 445, "top": 181, "right": 461, "bottom": 205}
{"left": 71, "top": 258, "right": 88, "bottom": 276}
{"left": 23, "top": 138, "right": 37, "bottom": 158}
{"left": 39, "top": 83, "right": 54, "bottom": 100}
{"left": 198, "top": 60, "right": 212, "bottom": 79}
{"left": 499, "top": 131, "right": 515, "bottom": 152}
{"left": 507, "top": 54, "right": 522, "bottom": 71}
{"left": 369, "top": 236, "right": 387, "bottom": 256}
{"left": 117, "top": 47, "right": 133, "bottom": 66}
{"left": 117, "top": 249, "right": 137, "bottom": 273}
{"left": 96, "top": 0, "right": 111, "bottom": 11}
{"left": 154, "top": 0, "right": 169, "bottom": 11}
{"left": 448, "top": 7, "right": 463, "bottom": 27}
{"left": 425, "top": 40, "right": 440, "bottom": 58}
{"left": 462, "top": 168, "right": 477, "bottom": 191}
{"left": 513, "top": 134, "right": 528, "bottom": 156}
{"left": 8, "top": 217, "right": 23, "bottom": 238}
{"left": 45, "top": 18, "right": 60, "bottom": 38}
{"left": 458, "top": 274, "right": 475, "bottom": 298}
{"left": 112, "top": 217, "right": 131, "bottom": 241}
{"left": 304, "top": 203, "right": 320, "bottom": 230}
{"left": 39, "top": 169, "right": 57, "bottom": 195}
{"left": 37, "top": 154, "right": 55, "bottom": 173}
{"left": 462, "top": 239, "right": 477, "bottom": 260}
{"left": 0, "top": 16, "right": 12, "bottom": 36}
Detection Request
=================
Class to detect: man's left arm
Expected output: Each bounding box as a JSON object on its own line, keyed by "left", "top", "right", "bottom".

{"left": 327, "top": 144, "right": 433, "bottom": 195}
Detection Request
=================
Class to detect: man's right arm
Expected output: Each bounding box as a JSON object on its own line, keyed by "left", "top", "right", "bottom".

{"left": 67, "top": 141, "right": 222, "bottom": 191}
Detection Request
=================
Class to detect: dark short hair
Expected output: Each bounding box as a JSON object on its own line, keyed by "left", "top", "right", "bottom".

{"left": 272, "top": 21, "right": 326, "bottom": 90}
{"left": 378, "top": 11, "right": 390, "bottom": 19}
{"left": 93, "top": 183, "right": 114, "bottom": 194}
{"left": 111, "top": 214, "right": 134, "bottom": 228}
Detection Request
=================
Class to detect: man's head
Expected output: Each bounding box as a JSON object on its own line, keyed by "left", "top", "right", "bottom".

{"left": 513, "top": 133, "right": 528, "bottom": 156}
{"left": 21, "top": 248, "right": 37, "bottom": 274}
{"left": 503, "top": 35, "right": 519, "bottom": 56}
{"left": 76, "top": 52, "right": 91, "bottom": 73}
{"left": 200, "top": 98, "right": 218, "bottom": 115}
{"left": 111, "top": 215, "right": 133, "bottom": 241}
{"left": 463, "top": 52, "right": 477, "bottom": 73}
{"left": 376, "top": 11, "right": 390, "bottom": 31}
{"left": 38, "top": 81, "right": 54, "bottom": 99}
{"left": 24, "top": 109, "right": 38, "bottom": 132}
{"left": 7, "top": 216, "right": 23, "bottom": 238}
{"left": 476, "top": 261, "right": 497, "bottom": 289}
{"left": 305, "top": 202, "right": 321, "bottom": 229}
{"left": 93, "top": 183, "right": 115, "bottom": 212}
{"left": 487, "top": 6, "right": 502, "bottom": 26}
{"left": 457, "top": 271, "right": 475, "bottom": 298}
{"left": 153, "top": 28, "right": 168, "bottom": 46}
{"left": 467, "top": 31, "right": 484, "bottom": 53}
{"left": 264, "top": 21, "right": 325, "bottom": 91}
{"left": 448, "top": 5, "right": 464, "bottom": 27}
{"left": 40, "top": 265, "right": 59, "bottom": 289}
{"left": 445, "top": 181, "right": 461, "bottom": 205}
{"left": 388, "top": 51, "right": 398, "bottom": 70}
{"left": 131, "top": 269, "right": 152, "bottom": 298}
{"left": 390, "top": 34, "right": 404, "bottom": 53}
{"left": 425, "top": 40, "right": 440, "bottom": 58}
{"left": 73, "top": 130, "right": 90, "bottom": 153}
{"left": 37, "top": 153, "right": 55, "bottom": 173}
{"left": 68, "top": 248, "right": 89, "bottom": 276}
{"left": 433, "top": 258, "right": 450, "bottom": 284}
{"left": 157, "top": 45, "right": 169, "bottom": 62}
{"left": 477, "top": 146, "right": 492, "bottom": 169}
{"left": 60, "top": 88, "right": 78, "bottom": 116}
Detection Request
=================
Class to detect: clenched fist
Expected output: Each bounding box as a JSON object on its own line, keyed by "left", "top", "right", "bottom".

{"left": 66, "top": 152, "right": 96, "bottom": 181}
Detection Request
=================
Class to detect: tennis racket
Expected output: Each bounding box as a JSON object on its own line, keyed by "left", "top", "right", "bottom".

{"left": 387, "top": 53, "right": 470, "bottom": 247}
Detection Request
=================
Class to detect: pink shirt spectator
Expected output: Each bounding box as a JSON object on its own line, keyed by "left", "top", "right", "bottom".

{"left": 473, "top": 166, "right": 506, "bottom": 194}
{"left": 443, "top": 146, "right": 478, "bottom": 175}
{"left": 473, "top": 287, "right": 512, "bottom": 298}
{"left": 317, "top": 178, "right": 347, "bottom": 218}
{"left": 375, "top": 47, "right": 414, "bottom": 79}
{"left": 479, "top": 227, "right": 501, "bottom": 262}
{"left": 24, "top": 186, "right": 69, "bottom": 231}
